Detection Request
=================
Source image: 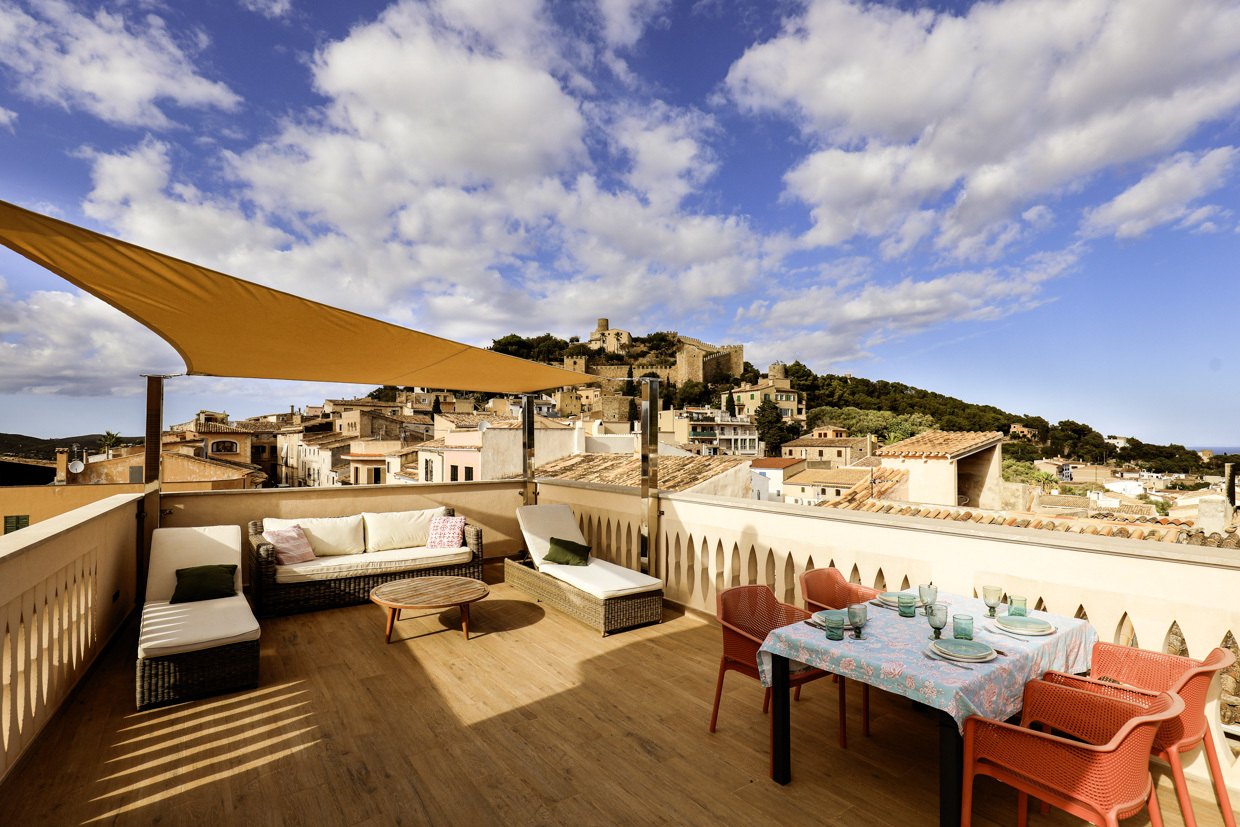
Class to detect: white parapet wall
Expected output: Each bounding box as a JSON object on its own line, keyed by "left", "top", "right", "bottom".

{"left": 535, "top": 480, "right": 1240, "bottom": 795}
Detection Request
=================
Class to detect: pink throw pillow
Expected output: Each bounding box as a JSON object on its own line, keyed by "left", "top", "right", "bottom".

{"left": 262, "top": 525, "right": 317, "bottom": 565}
{"left": 426, "top": 515, "right": 466, "bottom": 549}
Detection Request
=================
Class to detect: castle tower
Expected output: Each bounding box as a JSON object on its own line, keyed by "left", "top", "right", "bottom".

{"left": 596, "top": 318, "right": 609, "bottom": 332}
{"left": 768, "top": 362, "right": 786, "bottom": 380}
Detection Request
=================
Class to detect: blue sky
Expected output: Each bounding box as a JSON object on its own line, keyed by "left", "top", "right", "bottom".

{"left": 0, "top": 0, "right": 1238, "bottom": 445}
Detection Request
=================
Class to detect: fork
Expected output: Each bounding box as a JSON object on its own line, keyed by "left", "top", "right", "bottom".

{"left": 923, "top": 651, "right": 973, "bottom": 670}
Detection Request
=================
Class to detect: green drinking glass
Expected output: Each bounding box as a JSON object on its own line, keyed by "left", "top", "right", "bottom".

{"left": 953, "top": 613, "right": 973, "bottom": 640}
{"left": 982, "top": 585, "right": 1003, "bottom": 618}
{"left": 847, "top": 603, "right": 868, "bottom": 640}
{"left": 926, "top": 603, "right": 948, "bottom": 640}
{"left": 824, "top": 616, "right": 846, "bottom": 641}
{"left": 898, "top": 594, "right": 916, "bottom": 617}
{"left": 918, "top": 584, "right": 938, "bottom": 615}
{"left": 1009, "top": 595, "right": 1027, "bottom": 617}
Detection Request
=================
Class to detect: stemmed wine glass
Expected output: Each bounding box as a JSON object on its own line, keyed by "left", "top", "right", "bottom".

{"left": 926, "top": 603, "right": 948, "bottom": 639}
{"left": 982, "top": 585, "right": 1003, "bottom": 618}
{"left": 918, "top": 583, "right": 938, "bottom": 616}
{"left": 847, "top": 603, "right": 868, "bottom": 640}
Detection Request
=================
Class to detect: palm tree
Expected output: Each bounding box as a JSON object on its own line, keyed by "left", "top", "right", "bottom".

{"left": 99, "top": 430, "right": 121, "bottom": 460}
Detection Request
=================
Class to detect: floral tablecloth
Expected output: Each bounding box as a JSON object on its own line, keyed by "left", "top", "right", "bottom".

{"left": 757, "top": 591, "right": 1098, "bottom": 731}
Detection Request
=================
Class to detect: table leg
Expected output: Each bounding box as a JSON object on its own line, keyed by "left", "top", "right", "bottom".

{"left": 461, "top": 603, "right": 471, "bottom": 640}
{"left": 939, "top": 709, "right": 963, "bottom": 825}
{"left": 771, "top": 655, "right": 791, "bottom": 784}
{"left": 385, "top": 607, "right": 397, "bottom": 644}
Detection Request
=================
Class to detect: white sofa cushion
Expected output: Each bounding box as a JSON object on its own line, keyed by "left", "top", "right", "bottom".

{"left": 362, "top": 507, "right": 449, "bottom": 553}
{"left": 274, "top": 545, "right": 472, "bottom": 583}
{"left": 138, "top": 595, "right": 260, "bottom": 658}
{"left": 264, "top": 515, "right": 365, "bottom": 556}
{"left": 516, "top": 504, "right": 587, "bottom": 570}
{"left": 542, "top": 558, "right": 662, "bottom": 600}
{"left": 146, "top": 525, "right": 242, "bottom": 603}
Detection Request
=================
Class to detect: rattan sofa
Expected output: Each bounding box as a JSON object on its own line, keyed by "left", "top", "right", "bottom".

{"left": 247, "top": 507, "right": 483, "bottom": 618}
{"left": 137, "top": 525, "right": 260, "bottom": 710}
{"left": 507, "top": 504, "right": 662, "bottom": 636}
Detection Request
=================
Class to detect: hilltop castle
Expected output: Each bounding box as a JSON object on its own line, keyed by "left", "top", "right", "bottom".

{"left": 569, "top": 319, "right": 744, "bottom": 389}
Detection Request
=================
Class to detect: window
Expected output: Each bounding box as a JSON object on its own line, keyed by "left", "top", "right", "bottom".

{"left": 210, "top": 440, "right": 238, "bottom": 454}
{"left": 369, "top": 467, "right": 384, "bottom": 484}
{"left": 450, "top": 465, "right": 459, "bottom": 482}
{"left": 464, "top": 467, "right": 474, "bottom": 481}
{"left": 818, "top": 450, "right": 823, "bottom": 457}
{"left": 4, "top": 515, "right": 30, "bottom": 534}
{"left": 424, "top": 459, "right": 433, "bottom": 483}
{"left": 836, "top": 450, "right": 843, "bottom": 458}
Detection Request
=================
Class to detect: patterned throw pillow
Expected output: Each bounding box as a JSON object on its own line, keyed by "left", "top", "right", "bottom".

{"left": 426, "top": 515, "right": 467, "bottom": 549}
{"left": 262, "top": 525, "right": 317, "bottom": 565}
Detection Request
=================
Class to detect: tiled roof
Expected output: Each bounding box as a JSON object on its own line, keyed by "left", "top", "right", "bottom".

{"left": 751, "top": 457, "right": 804, "bottom": 469}
{"left": 877, "top": 430, "right": 1002, "bottom": 459}
{"left": 179, "top": 453, "right": 264, "bottom": 476}
{"left": 1039, "top": 494, "right": 1090, "bottom": 508}
{"left": 210, "top": 420, "right": 281, "bottom": 433}
{"left": 785, "top": 468, "right": 872, "bottom": 487}
{"left": 414, "top": 438, "right": 448, "bottom": 450}
{"left": 781, "top": 437, "right": 868, "bottom": 449}
{"left": 193, "top": 422, "right": 254, "bottom": 435}
{"left": 850, "top": 455, "right": 882, "bottom": 468}
{"left": 488, "top": 415, "right": 573, "bottom": 429}
{"left": 819, "top": 467, "right": 909, "bottom": 508}
{"left": 438, "top": 413, "right": 515, "bottom": 428}
{"left": 385, "top": 445, "right": 426, "bottom": 457}
{"left": 0, "top": 456, "right": 56, "bottom": 467}
{"left": 530, "top": 453, "right": 749, "bottom": 491}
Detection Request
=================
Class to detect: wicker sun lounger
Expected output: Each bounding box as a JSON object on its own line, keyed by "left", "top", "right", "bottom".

{"left": 509, "top": 504, "right": 663, "bottom": 636}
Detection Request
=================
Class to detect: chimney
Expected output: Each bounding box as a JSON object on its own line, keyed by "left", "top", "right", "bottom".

{"left": 55, "top": 448, "right": 69, "bottom": 484}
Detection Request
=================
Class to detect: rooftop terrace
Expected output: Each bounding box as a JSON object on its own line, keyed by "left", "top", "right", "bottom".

{"left": 2, "top": 480, "right": 1238, "bottom": 825}
{"left": 1, "top": 564, "right": 1232, "bottom": 826}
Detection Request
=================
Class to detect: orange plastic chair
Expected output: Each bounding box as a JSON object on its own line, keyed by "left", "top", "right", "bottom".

{"left": 1042, "top": 643, "right": 1237, "bottom": 827}
{"left": 798, "top": 567, "right": 880, "bottom": 746}
{"left": 709, "top": 585, "right": 827, "bottom": 736}
{"left": 962, "top": 679, "right": 1183, "bottom": 827}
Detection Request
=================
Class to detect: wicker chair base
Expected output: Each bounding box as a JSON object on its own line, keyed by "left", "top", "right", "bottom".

{"left": 249, "top": 558, "right": 483, "bottom": 618}
{"left": 137, "top": 639, "right": 260, "bottom": 711}
{"left": 504, "top": 557, "right": 663, "bottom": 636}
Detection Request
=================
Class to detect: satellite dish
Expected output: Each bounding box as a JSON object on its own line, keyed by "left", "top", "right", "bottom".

{"left": 68, "top": 460, "right": 85, "bottom": 473}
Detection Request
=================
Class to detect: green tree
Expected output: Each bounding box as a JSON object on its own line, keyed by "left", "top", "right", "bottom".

{"left": 754, "top": 399, "right": 800, "bottom": 456}
{"left": 725, "top": 390, "right": 736, "bottom": 417}
{"left": 367, "top": 385, "right": 398, "bottom": 402}
{"left": 626, "top": 397, "right": 639, "bottom": 422}
{"left": 431, "top": 396, "right": 442, "bottom": 415}
{"left": 623, "top": 365, "right": 636, "bottom": 397}
{"left": 98, "top": 430, "right": 121, "bottom": 459}
{"left": 740, "top": 361, "right": 760, "bottom": 385}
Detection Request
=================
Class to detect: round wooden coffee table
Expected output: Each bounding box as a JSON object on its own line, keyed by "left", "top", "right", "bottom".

{"left": 370, "top": 576, "right": 489, "bottom": 643}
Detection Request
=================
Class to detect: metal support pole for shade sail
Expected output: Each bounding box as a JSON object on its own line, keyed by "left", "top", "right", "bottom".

{"left": 138, "top": 374, "right": 166, "bottom": 603}
{"left": 522, "top": 395, "right": 536, "bottom": 506}
{"left": 639, "top": 379, "right": 659, "bottom": 577}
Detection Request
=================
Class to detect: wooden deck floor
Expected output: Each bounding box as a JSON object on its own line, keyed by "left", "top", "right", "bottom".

{"left": 2, "top": 564, "right": 1235, "bottom": 826}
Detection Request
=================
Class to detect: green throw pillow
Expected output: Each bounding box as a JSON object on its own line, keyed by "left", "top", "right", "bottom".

{"left": 169, "top": 564, "right": 238, "bottom": 603}
{"left": 543, "top": 537, "right": 591, "bottom": 566}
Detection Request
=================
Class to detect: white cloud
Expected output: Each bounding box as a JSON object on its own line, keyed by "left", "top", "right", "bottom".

{"left": 737, "top": 246, "right": 1079, "bottom": 369}
{"left": 0, "top": 283, "right": 181, "bottom": 395}
{"left": 596, "top": 0, "right": 669, "bottom": 48}
{"left": 0, "top": 0, "right": 241, "bottom": 128}
{"left": 726, "top": 0, "right": 1240, "bottom": 259}
{"left": 239, "top": 0, "right": 292, "bottom": 19}
{"left": 611, "top": 102, "right": 717, "bottom": 212}
{"left": 1082, "top": 147, "right": 1237, "bottom": 238}
{"left": 0, "top": 106, "right": 16, "bottom": 132}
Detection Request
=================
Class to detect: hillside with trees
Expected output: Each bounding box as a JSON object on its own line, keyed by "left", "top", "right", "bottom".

{"left": 474, "top": 335, "right": 1235, "bottom": 473}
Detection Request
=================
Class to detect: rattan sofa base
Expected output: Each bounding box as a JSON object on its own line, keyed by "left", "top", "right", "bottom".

{"left": 248, "top": 509, "right": 484, "bottom": 619}
{"left": 137, "top": 639, "right": 260, "bottom": 711}
{"left": 504, "top": 557, "right": 663, "bottom": 636}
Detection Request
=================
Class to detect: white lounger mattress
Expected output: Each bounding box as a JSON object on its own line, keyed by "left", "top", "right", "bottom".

{"left": 274, "top": 545, "right": 473, "bottom": 583}
{"left": 540, "top": 557, "right": 662, "bottom": 600}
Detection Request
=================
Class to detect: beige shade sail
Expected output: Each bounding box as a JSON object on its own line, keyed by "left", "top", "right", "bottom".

{"left": 0, "top": 199, "right": 589, "bottom": 393}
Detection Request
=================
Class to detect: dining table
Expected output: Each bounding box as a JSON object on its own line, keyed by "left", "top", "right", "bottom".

{"left": 757, "top": 591, "right": 1098, "bottom": 824}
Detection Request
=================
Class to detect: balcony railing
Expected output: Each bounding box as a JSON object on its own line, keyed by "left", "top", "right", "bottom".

{"left": 4, "top": 479, "right": 1238, "bottom": 797}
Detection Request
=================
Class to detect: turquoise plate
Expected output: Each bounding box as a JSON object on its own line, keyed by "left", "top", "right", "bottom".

{"left": 933, "top": 639, "right": 995, "bottom": 660}
{"left": 996, "top": 615, "right": 1054, "bottom": 634}
{"left": 878, "top": 591, "right": 924, "bottom": 607}
{"left": 813, "top": 609, "right": 853, "bottom": 628}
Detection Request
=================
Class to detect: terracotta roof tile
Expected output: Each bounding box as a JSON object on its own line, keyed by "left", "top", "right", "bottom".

{"left": 530, "top": 453, "right": 748, "bottom": 491}
{"left": 781, "top": 437, "right": 869, "bottom": 449}
{"left": 751, "top": 457, "right": 804, "bottom": 470}
{"left": 877, "top": 430, "right": 1003, "bottom": 459}
{"left": 785, "top": 468, "right": 872, "bottom": 487}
